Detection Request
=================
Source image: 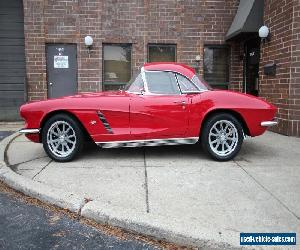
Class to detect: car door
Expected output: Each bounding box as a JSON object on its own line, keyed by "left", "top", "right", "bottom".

{"left": 129, "top": 71, "right": 189, "bottom": 139}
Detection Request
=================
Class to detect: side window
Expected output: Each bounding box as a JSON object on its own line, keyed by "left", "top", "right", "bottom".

{"left": 203, "top": 45, "right": 229, "bottom": 89}
{"left": 127, "top": 74, "right": 144, "bottom": 93}
{"left": 176, "top": 74, "right": 199, "bottom": 92}
{"left": 145, "top": 71, "right": 180, "bottom": 95}
{"left": 148, "top": 44, "right": 176, "bottom": 62}
{"left": 103, "top": 44, "right": 132, "bottom": 90}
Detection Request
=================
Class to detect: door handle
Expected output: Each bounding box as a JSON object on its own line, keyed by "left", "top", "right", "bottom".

{"left": 173, "top": 100, "right": 186, "bottom": 105}
{"left": 49, "top": 82, "right": 53, "bottom": 86}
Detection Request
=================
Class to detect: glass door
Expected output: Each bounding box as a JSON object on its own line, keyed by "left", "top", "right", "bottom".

{"left": 244, "top": 38, "right": 260, "bottom": 96}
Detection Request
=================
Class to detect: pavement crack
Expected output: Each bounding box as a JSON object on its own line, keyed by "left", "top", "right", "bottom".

{"left": 8, "top": 156, "right": 49, "bottom": 170}
{"left": 32, "top": 159, "right": 53, "bottom": 180}
{"left": 234, "top": 160, "right": 300, "bottom": 221}
{"left": 143, "top": 148, "right": 150, "bottom": 213}
{"left": 78, "top": 197, "right": 93, "bottom": 220}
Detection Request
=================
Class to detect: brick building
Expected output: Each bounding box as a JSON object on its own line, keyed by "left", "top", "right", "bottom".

{"left": 0, "top": 0, "right": 299, "bottom": 136}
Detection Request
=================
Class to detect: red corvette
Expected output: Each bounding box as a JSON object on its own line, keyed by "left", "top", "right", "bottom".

{"left": 20, "top": 63, "right": 277, "bottom": 162}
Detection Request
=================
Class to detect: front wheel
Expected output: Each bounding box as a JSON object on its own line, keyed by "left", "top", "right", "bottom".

{"left": 42, "top": 114, "right": 84, "bottom": 162}
{"left": 201, "top": 113, "right": 244, "bottom": 161}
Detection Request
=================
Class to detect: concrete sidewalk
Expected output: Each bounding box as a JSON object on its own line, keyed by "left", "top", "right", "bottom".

{"left": 1, "top": 131, "right": 300, "bottom": 249}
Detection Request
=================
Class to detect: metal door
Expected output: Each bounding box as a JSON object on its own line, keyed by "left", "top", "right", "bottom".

{"left": 46, "top": 44, "right": 77, "bottom": 98}
{"left": 0, "top": 0, "right": 25, "bottom": 120}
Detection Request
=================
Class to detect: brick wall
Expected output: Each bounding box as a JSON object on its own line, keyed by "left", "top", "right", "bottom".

{"left": 289, "top": 0, "right": 300, "bottom": 136}
{"left": 23, "top": 0, "right": 238, "bottom": 100}
{"left": 24, "top": 0, "right": 299, "bottom": 136}
{"left": 23, "top": 0, "right": 47, "bottom": 101}
{"left": 260, "top": 0, "right": 300, "bottom": 136}
{"left": 229, "top": 42, "right": 243, "bottom": 92}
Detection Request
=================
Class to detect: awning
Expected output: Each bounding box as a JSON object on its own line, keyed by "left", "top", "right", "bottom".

{"left": 226, "top": 0, "right": 264, "bottom": 41}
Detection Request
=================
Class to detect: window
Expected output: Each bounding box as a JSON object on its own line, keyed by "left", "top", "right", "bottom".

{"left": 145, "top": 71, "right": 179, "bottom": 95}
{"left": 148, "top": 44, "right": 176, "bottom": 62}
{"left": 203, "top": 45, "right": 229, "bottom": 88}
{"left": 125, "top": 74, "right": 144, "bottom": 93}
{"left": 176, "top": 74, "right": 199, "bottom": 92}
{"left": 103, "top": 44, "right": 132, "bottom": 90}
{"left": 191, "top": 75, "right": 210, "bottom": 91}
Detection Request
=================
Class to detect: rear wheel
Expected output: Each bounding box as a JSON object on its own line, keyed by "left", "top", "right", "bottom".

{"left": 201, "top": 113, "right": 244, "bottom": 161}
{"left": 42, "top": 114, "right": 84, "bottom": 162}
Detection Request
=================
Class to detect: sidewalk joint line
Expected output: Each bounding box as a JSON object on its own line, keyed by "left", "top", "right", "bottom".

{"left": 143, "top": 148, "right": 150, "bottom": 213}
{"left": 32, "top": 159, "right": 53, "bottom": 180}
{"left": 235, "top": 160, "right": 300, "bottom": 221}
{"left": 3, "top": 133, "right": 22, "bottom": 166}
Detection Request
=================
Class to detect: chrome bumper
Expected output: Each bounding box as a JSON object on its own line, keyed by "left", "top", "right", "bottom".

{"left": 261, "top": 120, "right": 278, "bottom": 127}
{"left": 19, "top": 128, "right": 40, "bottom": 134}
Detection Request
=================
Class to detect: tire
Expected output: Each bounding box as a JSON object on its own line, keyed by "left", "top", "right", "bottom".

{"left": 42, "top": 114, "right": 84, "bottom": 162}
{"left": 201, "top": 113, "right": 244, "bottom": 161}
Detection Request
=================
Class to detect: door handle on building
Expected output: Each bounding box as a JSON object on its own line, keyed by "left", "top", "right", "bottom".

{"left": 49, "top": 82, "right": 53, "bottom": 86}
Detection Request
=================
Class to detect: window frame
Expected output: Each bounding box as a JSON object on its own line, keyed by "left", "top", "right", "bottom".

{"left": 175, "top": 73, "right": 202, "bottom": 94}
{"left": 203, "top": 44, "right": 230, "bottom": 88}
{"left": 125, "top": 73, "right": 145, "bottom": 94}
{"left": 147, "top": 44, "right": 177, "bottom": 63}
{"left": 137, "top": 68, "right": 204, "bottom": 96}
{"left": 102, "top": 43, "right": 132, "bottom": 90}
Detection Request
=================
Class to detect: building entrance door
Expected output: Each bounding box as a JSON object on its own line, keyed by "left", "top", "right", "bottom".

{"left": 244, "top": 38, "right": 260, "bottom": 96}
{"left": 46, "top": 44, "right": 77, "bottom": 98}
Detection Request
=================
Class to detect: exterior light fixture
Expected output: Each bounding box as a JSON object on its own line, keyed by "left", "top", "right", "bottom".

{"left": 194, "top": 55, "right": 201, "bottom": 74}
{"left": 259, "top": 26, "right": 270, "bottom": 43}
{"left": 195, "top": 55, "right": 201, "bottom": 62}
{"left": 84, "top": 36, "right": 93, "bottom": 54}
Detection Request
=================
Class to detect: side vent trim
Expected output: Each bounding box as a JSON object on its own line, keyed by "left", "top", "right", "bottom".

{"left": 97, "top": 111, "right": 113, "bottom": 134}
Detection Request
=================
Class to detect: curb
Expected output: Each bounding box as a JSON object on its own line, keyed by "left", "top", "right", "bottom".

{"left": 0, "top": 133, "right": 242, "bottom": 249}
{"left": 0, "top": 132, "right": 85, "bottom": 213}
{"left": 81, "top": 200, "right": 240, "bottom": 250}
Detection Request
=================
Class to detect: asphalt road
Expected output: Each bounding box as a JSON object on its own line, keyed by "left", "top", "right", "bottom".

{"left": 0, "top": 192, "right": 160, "bottom": 250}
{"left": 0, "top": 131, "right": 161, "bottom": 250}
{"left": 0, "top": 131, "right": 14, "bottom": 141}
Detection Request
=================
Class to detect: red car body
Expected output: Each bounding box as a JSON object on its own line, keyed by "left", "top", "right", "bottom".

{"left": 20, "top": 63, "right": 277, "bottom": 161}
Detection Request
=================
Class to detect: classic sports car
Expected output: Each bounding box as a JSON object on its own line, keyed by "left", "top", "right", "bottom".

{"left": 20, "top": 63, "right": 278, "bottom": 162}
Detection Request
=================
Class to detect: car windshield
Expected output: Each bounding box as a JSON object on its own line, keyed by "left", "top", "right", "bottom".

{"left": 124, "top": 73, "right": 144, "bottom": 92}
{"left": 192, "top": 75, "right": 212, "bottom": 91}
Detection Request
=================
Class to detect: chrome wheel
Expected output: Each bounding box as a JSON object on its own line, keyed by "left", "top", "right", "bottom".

{"left": 208, "top": 120, "right": 238, "bottom": 157}
{"left": 47, "top": 120, "right": 77, "bottom": 158}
